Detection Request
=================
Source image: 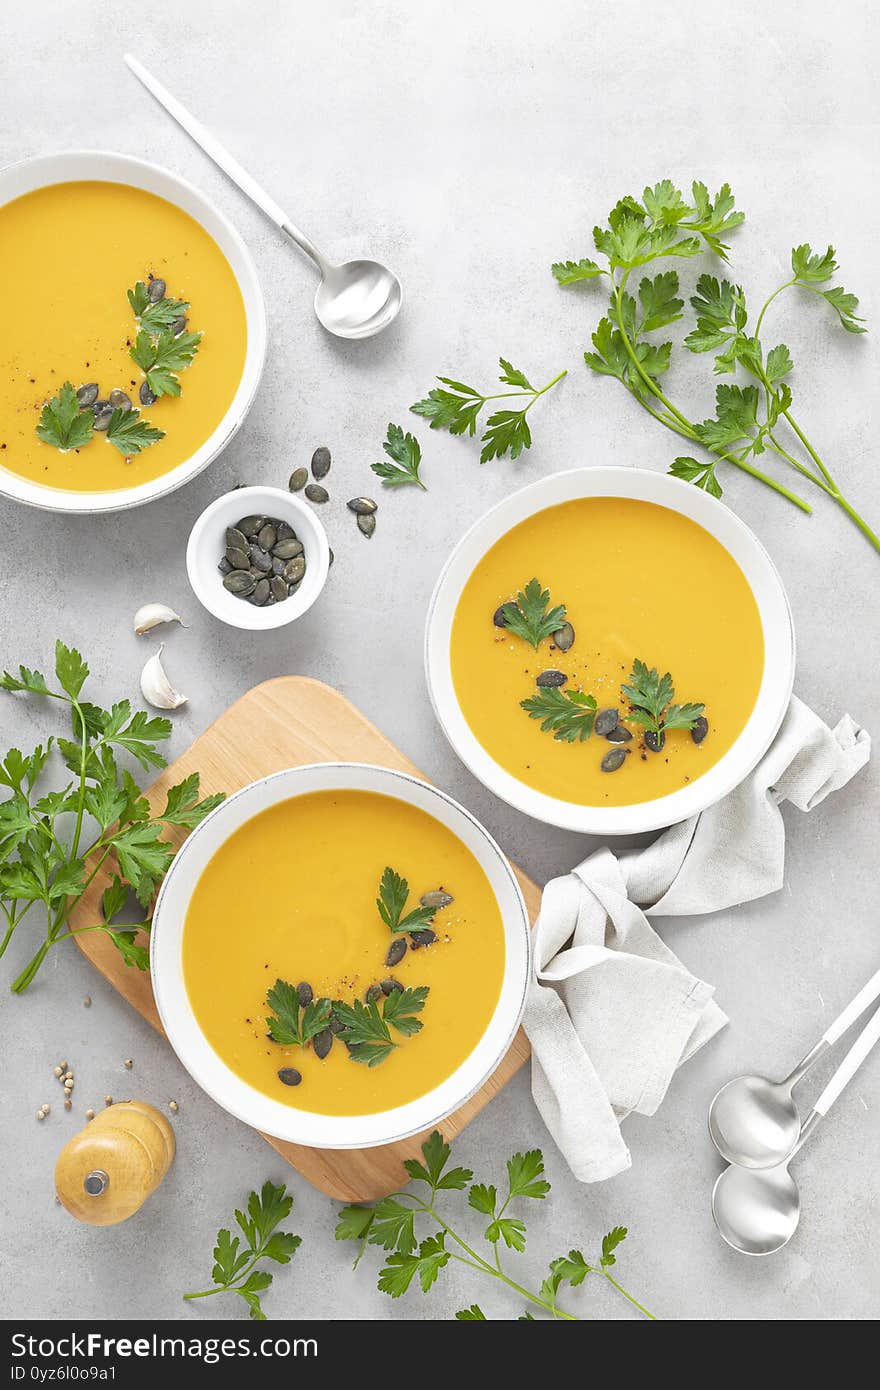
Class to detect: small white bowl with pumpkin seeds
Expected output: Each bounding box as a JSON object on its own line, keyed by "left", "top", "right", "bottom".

{"left": 187, "top": 485, "right": 330, "bottom": 629}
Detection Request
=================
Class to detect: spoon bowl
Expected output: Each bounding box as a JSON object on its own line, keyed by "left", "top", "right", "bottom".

{"left": 708, "top": 1074, "right": 801, "bottom": 1169}
{"left": 712, "top": 1160, "right": 801, "bottom": 1256}
{"left": 315, "top": 259, "right": 402, "bottom": 339}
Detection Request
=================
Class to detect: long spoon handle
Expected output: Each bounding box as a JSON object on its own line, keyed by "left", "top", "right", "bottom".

{"left": 814, "top": 1001, "right": 880, "bottom": 1118}
{"left": 823, "top": 965, "right": 880, "bottom": 1046}
{"left": 786, "top": 964, "right": 880, "bottom": 1087}
{"left": 123, "top": 54, "right": 329, "bottom": 272}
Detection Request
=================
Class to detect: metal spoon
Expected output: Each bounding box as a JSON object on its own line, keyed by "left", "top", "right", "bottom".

{"left": 712, "top": 1002, "right": 880, "bottom": 1255}
{"left": 709, "top": 965, "right": 880, "bottom": 1168}
{"left": 124, "top": 54, "right": 402, "bottom": 340}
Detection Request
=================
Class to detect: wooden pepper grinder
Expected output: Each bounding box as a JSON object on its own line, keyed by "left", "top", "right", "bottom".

{"left": 55, "top": 1101, "right": 175, "bottom": 1225}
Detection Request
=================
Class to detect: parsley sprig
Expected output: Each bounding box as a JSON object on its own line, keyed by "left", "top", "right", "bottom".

{"left": 521, "top": 688, "right": 598, "bottom": 742}
{"left": 184, "top": 1181, "right": 301, "bottom": 1320}
{"left": 336, "top": 1131, "right": 656, "bottom": 1320}
{"left": 411, "top": 358, "right": 566, "bottom": 464}
{"left": 500, "top": 578, "right": 567, "bottom": 650}
{"left": 130, "top": 327, "right": 202, "bottom": 398}
{"left": 265, "top": 980, "right": 332, "bottom": 1046}
{"left": 36, "top": 383, "right": 95, "bottom": 452}
{"left": 0, "top": 641, "right": 224, "bottom": 992}
{"left": 333, "top": 986, "right": 429, "bottom": 1066}
{"left": 554, "top": 179, "right": 880, "bottom": 554}
{"left": 377, "top": 866, "right": 436, "bottom": 935}
{"left": 622, "top": 659, "right": 704, "bottom": 737}
{"left": 371, "top": 422, "right": 427, "bottom": 489}
{"left": 128, "top": 279, "right": 191, "bottom": 334}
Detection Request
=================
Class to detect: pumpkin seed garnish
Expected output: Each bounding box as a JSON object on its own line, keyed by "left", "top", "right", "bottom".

{"left": 357, "top": 513, "right": 376, "bottom": 538}
{"left": 536, "top": 669, "right": 567, "bottom": 688}
{"left": 288, "top": 468, "right": 308, "bottom": 492}
{"left": 305, "top": 483, "right": 329, "bottom": 503}
{"left": 601, "top": 748, "right": 629, "bottom": 773}
{"left": 594, "top": 707, "right": 620, "bottom": 736}
{"left": 553, "top": 621, "right": 576, "bottom": 653}
{"left": 347, "top": 497, "right": 378, "bottom": 515}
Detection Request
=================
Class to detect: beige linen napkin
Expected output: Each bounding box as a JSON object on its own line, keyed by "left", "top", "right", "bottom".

{"left": 524, "top": 696, "right": 870, "bottom": 1182}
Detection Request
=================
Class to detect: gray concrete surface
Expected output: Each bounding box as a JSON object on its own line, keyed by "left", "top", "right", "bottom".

{"left": 2, "top": 0, "right": 879, "bottom": 1322}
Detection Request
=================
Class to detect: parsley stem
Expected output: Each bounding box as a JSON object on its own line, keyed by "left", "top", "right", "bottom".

{"left": 523, "top": 368, "right": 568, "bottom": 414}
{"left": 602, "top": 1270, "right": 657, "bottom": 1321}
{"left": 754, "top": 278, "right": 796, "bottom": 340}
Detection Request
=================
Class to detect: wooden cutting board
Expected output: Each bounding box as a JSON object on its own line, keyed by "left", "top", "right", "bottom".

{"left": 69, "top": 677, "right": 537, "bottom": 1202}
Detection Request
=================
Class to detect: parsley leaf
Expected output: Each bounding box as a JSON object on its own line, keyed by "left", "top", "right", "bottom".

{"left": 36, "top": 383, "right": 95, "bottom": 452}
{"left": 265, "top": 979, "right": 332, "bottom": 1047}
{"left": 500, "top": 578, "right": 567, "bottom": 650}
{"left": 105, "top": 408, "right": 165, "bottom": 457}
{"left": 131, "top": 327, "right": 202, "bottom": 397}
{"left": 456, "top": 1304, "right": 487, "bottom": 1319}
{"left": 601, "top": 1226, "right": 628, "bottom": 1266}
{"left": 521, "top": 688, "right": 597, "bottom": 742}
{"left": 669, "top": 455, "right": 723, "bottom": 498}
{"left": 371, "top": 422, "right": 427, "bottom": 490}
{"left": 506, "top": 1150, "right": 551, "bottom": 1201}
{"left": 550, "top": 1249, "right": 593, "bottom": 1287}
{"left": 376, "top": 866, "right": 436, "bottom": 935}
{"left": 551, "top": 257, "right": 604, "bottom": 285}
{"left": 411, "top": 359, "right": 565, "bottom": 464}
{"left": 184, "top": 1180, "right": 301, "bottom": 1320}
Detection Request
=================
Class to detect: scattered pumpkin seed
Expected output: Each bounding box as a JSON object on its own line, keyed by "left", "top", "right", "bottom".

{"left": 409, "top": 928, "right": 436, "bottom": 949}
{"left": 296, "top": 981, "right": 314, "bottom": 1007}
{"left": 601, "top": 748, "right": 629, "bottom": 773}
{"left": 381, "top": 977, "right": 403, "bottom": 995}
{"left": 139, "top": 382, "right": 157, "bottom": 407}
{"left": 171, "top": 316, "right": 187, "bottom": 336}
{"left": 493, "top": 606, "right": 509, "bottom": 628}
{"left": 328, "top": 547, "right": 335, "bottom": 567}
{"left": 553, "top": 621, "right": 576, "bottom": 653}
{"left": 691, "top": 715, "right": 709, "bottom": 744}
{"left": 108, "top": 389, "right": 132, "bottom": 412}
{"left": 594, "top": 707, "right": 620, "bottom": 736}
{"left": 357, "top": 513, "right": 376, "bottom": 538}
{"left": 328, "top": 1006, "right": 345, "bottom": 1035}
{"left": 605, "top": 724, "right": 633, "bottom": 744}
{"left": 305, "top": 483, "right": 329, "bottom": 503}
{"left": 644, "top": 730, "right": 666, "bottom": 753}
{"left": 365, "top": 983, "right": 383, "bottom": 1004}
{"left": 347, "top": 497, "right": 377, "bottom": 516}
{"left": 289, "top": 468, "right": 308, "bottom": 492}
{"left": 148, "top": 277, "right": 166, "bottom": 302}
{"left": 386, "top": 938, "right": 407, "bottom": 967}
{"left": 536, "top": 669, "right": 566, "bottom": 688}
{"left": 420, "top": 890, "right": 454, "bottom": 910}
{"left": 76, "top": 383, "right": 99, "bottom": 407}
{"left": 277, "top": 1067, "right": 302, "bottom": 1087}
{"left": 313, "top": 1028, "right": 333, "bottom": 1060}
{"left": 93, "top": 408, "right": 113, "bottom": 431}
{"left": 311, "top": 446, "right": 331, "bottom": 479}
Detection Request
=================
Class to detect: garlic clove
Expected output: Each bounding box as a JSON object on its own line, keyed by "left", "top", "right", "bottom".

{"left": 133, "top": 603, "right": 184, "bottom": 636}
{"left": 140, "top": 644, "right": 188, "bottom": 711}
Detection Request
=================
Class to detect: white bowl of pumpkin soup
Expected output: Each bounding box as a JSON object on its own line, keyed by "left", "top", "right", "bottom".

{"left": 0, "top": 151, "right": 265, "bottom": 512}
{"left": 426, "top": 467, "right": 794, "bottom": 835}
{"left": 151, "top": 763, "right": 530, "bottom": 1147}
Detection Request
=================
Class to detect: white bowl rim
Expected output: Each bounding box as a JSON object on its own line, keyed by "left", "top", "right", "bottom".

{"left": 424, "top": 466, "right": 796, "bottom": 835}
{"left": 150, "top": 761, "right": 531, "bottom": 1148}
{"left": 186, "top": 485, "right": 330, "bottom": 630}
{"left": 0, "top": 149, "right": 267, "bottom": 515}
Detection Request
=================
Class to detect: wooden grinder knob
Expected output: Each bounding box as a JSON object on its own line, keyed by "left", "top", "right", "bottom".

{"left": 55, "top": 1101, "right": 175, "bottom": 1226}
